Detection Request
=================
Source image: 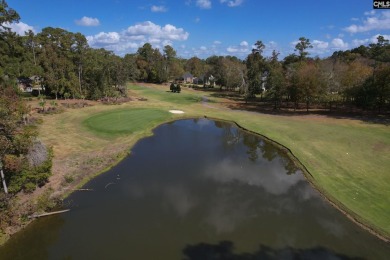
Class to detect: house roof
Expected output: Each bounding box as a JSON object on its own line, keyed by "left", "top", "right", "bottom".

{"left": 182, "top": 72, "right": 193, "bottom": 78}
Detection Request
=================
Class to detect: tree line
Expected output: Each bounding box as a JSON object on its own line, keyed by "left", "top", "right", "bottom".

{"left": 1, "top": 0, "right": 389, "bottom": 111}
{"left": 1, "top": 0, "right": 390, "bottom": 197}
{"left": 1, "top": 1, "right": 53, "bottom": 201}
{"left": 244, "top": 36, "right": 390, "bottom": 113}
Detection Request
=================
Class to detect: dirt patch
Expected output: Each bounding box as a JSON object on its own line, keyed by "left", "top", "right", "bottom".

{"left": 372, "top": 142, "right": 389, "bottom": 152}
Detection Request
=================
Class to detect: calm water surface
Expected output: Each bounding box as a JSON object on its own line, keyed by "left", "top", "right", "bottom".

{"left": 1, "top": 119, "right": 389, "bottom": 259}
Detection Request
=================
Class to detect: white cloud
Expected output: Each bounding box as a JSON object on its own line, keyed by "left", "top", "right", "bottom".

{"left": 87, "top": 32, "right": 120, "bottom": 45}
{"left": 75, "top": 16, "right": 100, "bottom": 26}
{"left": 211, "top": 41, "right": 222, "bottom": 49}
{"left": 196, "top": 0, "right": 211, "bottom": 9}
{"left": 205, "top": 158, "right": 305, "bottom": 196}
{"left": 124, "top": 21, "right": 189, "bottom": 41}
{"left": 352, "top": 39, "right": 369, "bottom": 47}
{"left": 364, "top": 10, "right": 376, "bottom": 16}
{"left": 310, "top": 40, "right": 329, "bottom": 55}
{"left": 352, "top": 34, "right": 390, "bottom": 47}
{"left": 186, "top": 43, "right": 225, "bottom": 58}
{"left": 352, "top": 38, "right": 370, "bottom": 47}
{"left": 220, "top": 0, "right": 244, "bottom": 7}
{"left": 290, "top": 40, "right": 299, "bottom": 47}
{"left": 239, "top": 41, "right": 248, "bottom": 47}
{"left": 227, "top": 40, "right": 250, "bottom": 55}
{"left": 3, "top": 22, "right": 35, "bottom": 35}
{"left": 263, "top": 41, "right": 279, "bottom": 57}
{"left": 312, "top": 40, "right": 329, "bottom": 49}
{"left": 162, "top": 40, "right": 173, "bottom": 46}
{"left": 331, "top": 38, "right": 349, "bottom": 49}
{"left": 267, "top": 41, "right": 278, "bottom": 49}
{"left": 151, "top": 5, "right": 167, "bottom": 12}
{"left": 87, "top": 21, "right": 189, "bottom": 55}
{"left": 290, "top": 39, "right": 330, "bottom": 56}
{"left": 344, "top": 10, "right": 390, "bottom": 33}
{"left": 371, "top": 34, "right": 390, "bottom": 42}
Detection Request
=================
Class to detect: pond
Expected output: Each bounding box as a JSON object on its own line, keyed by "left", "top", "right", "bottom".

{"left": 0, "top": 118, "right": 389, "bottom": 259}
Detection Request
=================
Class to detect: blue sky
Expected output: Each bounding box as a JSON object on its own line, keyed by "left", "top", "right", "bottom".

{"left": 5, "top": 0, "right": 390, "bottom": 59}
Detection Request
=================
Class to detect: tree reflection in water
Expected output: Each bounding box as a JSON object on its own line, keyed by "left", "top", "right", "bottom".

{"left": 183, "top": 241, "right": 364, "bottom": 260}
{"left": 214, "top": 120, "right": 297, "bottom": 174}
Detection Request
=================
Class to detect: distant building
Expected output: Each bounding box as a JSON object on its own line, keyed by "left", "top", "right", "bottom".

{"left": 205, "top": 74, "right": 216, "bottom": 87}
{"left": 17, "top": 77, "right": 32, "bottom": 92}
{"left": 261, "top": 71, "right": 269, "bottom": 92}
{"left": 17, "top": 75, "right": 44, "bottom": 94}
{"left": 181, "top": 72, "right": 194, "bottom": 83}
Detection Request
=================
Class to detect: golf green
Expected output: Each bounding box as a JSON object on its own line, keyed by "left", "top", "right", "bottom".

{"left": 83, "top": 108, "right": 172, "bottom": 136}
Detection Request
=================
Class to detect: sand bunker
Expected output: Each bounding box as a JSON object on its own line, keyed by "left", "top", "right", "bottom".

{"left": 169, "top": 110, "right": 185, "bottom": 114}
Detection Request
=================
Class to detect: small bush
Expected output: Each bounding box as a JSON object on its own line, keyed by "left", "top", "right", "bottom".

{"left": 36, "top": 188, "right": 57, "bottom": 211}
{"left": 64, "top": 175, "right": 74, "bottom": 184}
{"left": 170, "top": 83, "right": 181, "bottom": 93}
{"left": 23, "top": 182, "right": 36, "bottom": 193}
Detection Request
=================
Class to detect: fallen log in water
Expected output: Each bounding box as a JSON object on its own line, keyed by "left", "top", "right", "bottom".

{"left": 28, "top": 209, "right": 70, "bottom": 219}
{"left": 63, "top": 188, "right": 93, "bottom": 191}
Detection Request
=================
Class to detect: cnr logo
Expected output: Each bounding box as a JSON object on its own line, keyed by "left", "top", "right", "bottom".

{"left": 373, "top": 0, "right": 390, "bottom": 8}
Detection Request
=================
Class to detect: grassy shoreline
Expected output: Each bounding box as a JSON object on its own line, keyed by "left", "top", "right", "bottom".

{"left": 205, "top": 116, "right": 390, "bottom": 242}
{"left": 1, "top": 83, "right": 389, "bottom": 246}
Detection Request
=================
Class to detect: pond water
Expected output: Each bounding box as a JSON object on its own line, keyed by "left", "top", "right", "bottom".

{"left": 0, "top": 118, "right": 389, "bottom": 259}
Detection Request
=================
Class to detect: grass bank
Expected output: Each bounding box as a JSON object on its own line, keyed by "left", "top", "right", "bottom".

{"left": 6, "top": 82, "right": 388, "bottom": 245}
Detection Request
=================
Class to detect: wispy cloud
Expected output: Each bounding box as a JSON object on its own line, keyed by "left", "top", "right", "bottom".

{"left": 344, "top": 10, "right": 390, "bottom": 33}
{"left": 196, "top": 0, "right": 212, "bottom": 9}
{"left": 151, "top": 5, "right": 168, "bottom": 12}
{"left": 75, "top": 16, "right": 100, "bottom": 26}
{"left": 220, "top": 0, "right": 244, "bottom": 7}
{"left": 227, "top": 40, "right": 250, "bottom": 54}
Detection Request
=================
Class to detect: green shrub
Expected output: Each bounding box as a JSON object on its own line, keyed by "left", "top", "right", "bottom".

{"left": 23, "top": 182, "right": 36, "bottom": 193}
{"left": 36, "top": 188, "right": 57, "bottom": 211}
{"left": 169, "top": 83, "right": 181, "bottom": 93}
{"left": 64, "top": 175, "right": 74, "bottom": 184}
{"left": 6, "top": 147, "right": 53, "bottom": 194}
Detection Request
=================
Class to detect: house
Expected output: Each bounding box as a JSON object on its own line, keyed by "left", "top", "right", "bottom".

{"left": 30, "top": 75, "right": 42, "bottom": 86}
{"left": 261, "top": 71, "right": 269, "bottom": 92}
{"left": 18, "top": 76, "right": 44, "bottom": 94}
{"left": 193, "top": 75, "right": 204, "bottom": 85}
{"left": 17, "top": 77, "right": 32, "bottom": 92}
{"left": 205, "top": 74, "right": 216, "bottom": 87}
{"left": 181, "top": 72, "right": 194, "bottom": 83}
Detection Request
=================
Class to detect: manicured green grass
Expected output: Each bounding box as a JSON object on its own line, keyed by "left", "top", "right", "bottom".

{"left": 128, "top": 84, "right": 202, "bottom": 104}
{"left": 82, "top": 108, "right": 172, "bottom": 137}
{"left": 213, "top": 112, "right": 390, "bottom": 238}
